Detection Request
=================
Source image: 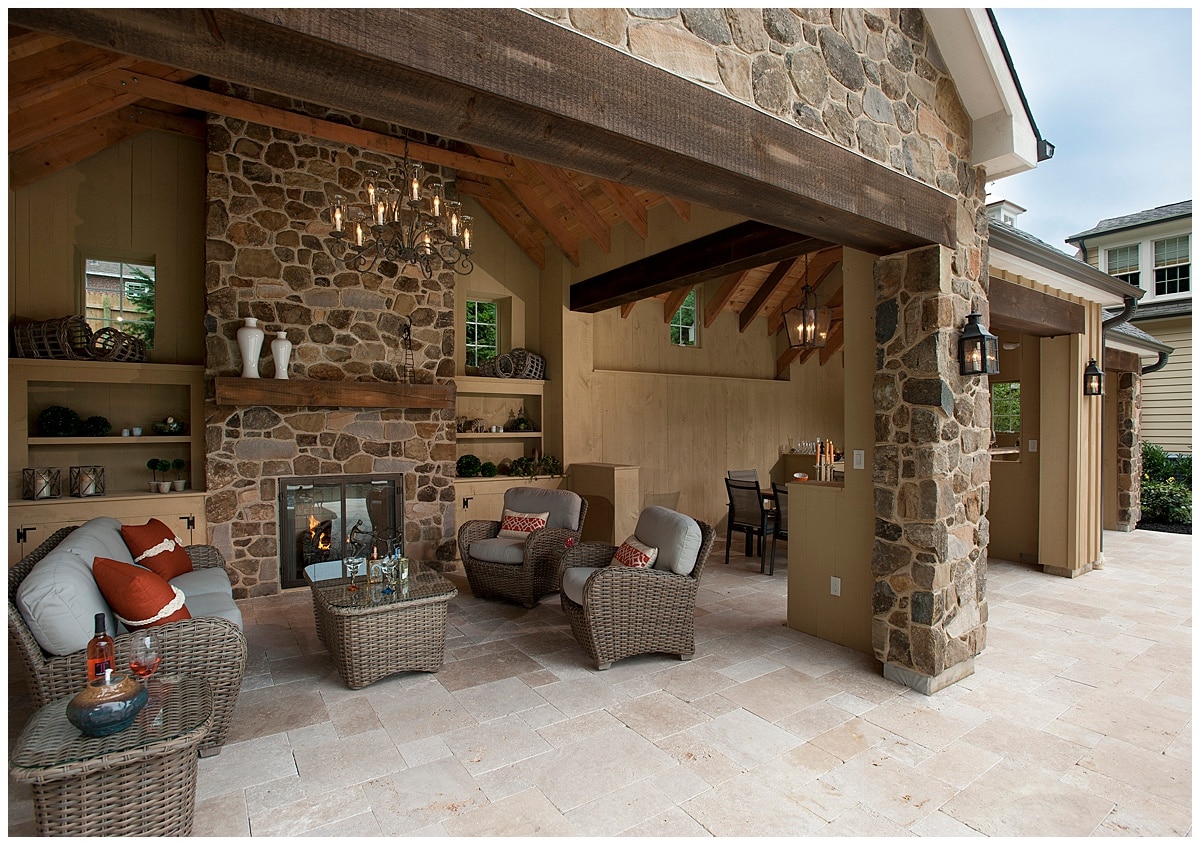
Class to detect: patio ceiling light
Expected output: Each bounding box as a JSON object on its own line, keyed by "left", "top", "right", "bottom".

{"left": 784, "top": 254, "right": 831, "bottom": 349}
{"left": 326, "top": 138, "right": 475, "bottom": 279}
{"left": 1083, "top": 358, "right": 1104, "bottom": 396}
{"left": 958, "top": 312, "right": 999, "bottom": 376}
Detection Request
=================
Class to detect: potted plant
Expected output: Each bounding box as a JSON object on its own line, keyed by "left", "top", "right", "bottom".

{"left": 171, "top": 458, "right": 187, "bottom": 491}
{"left": 146, "top": 458, "right": 171, "bottom": 493}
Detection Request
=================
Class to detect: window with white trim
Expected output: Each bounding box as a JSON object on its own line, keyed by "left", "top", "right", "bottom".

{"left": 1105, "top": 244, "right": 1140, "bottom": 287}
{"left": 1153, "top": 235, "right": 1190, "bottom": 296}
{"left": 80, "top": 257, "right": 156, "bottom": 348}
{"left": 465, "top": 299, "right": 498, "bottom": 368}
{"left": 669, "top": 289, "right": 698, "bottom": 347}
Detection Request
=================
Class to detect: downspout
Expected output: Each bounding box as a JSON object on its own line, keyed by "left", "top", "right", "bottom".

{"left": 1142, "top": 352, "right": 1170, "bottom": 375}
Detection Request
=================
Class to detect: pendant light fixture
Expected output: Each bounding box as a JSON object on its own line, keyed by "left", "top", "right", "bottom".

{"left": 783, "top": 253, "right": 831, "bottom": 349}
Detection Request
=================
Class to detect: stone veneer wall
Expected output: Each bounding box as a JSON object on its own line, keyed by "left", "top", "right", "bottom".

{"left": 204, "top": 111, "right": 457, "bottom": 598}
{"left": 1116, "top": 370, "right": 1143, "bottom": 531}
{"left": 871, "top": 245, "right": 990, "bottom": 688}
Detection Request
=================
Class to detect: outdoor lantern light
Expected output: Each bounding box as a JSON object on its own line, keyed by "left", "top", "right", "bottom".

{"left": 784, "top": 254, "right": 831, "bottom": 349}
{"left": 958, "top": 312, "right": 999, "bottom": 376}
{"left": 1083, "top": 358, "right": 1104, "bottom": 396}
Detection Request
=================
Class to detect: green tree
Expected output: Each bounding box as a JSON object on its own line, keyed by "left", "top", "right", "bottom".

{"left": 124, "top": 266, "right": 156, "bottom": 347}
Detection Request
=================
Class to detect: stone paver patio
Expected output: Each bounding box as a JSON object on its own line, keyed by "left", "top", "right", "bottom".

{"left": 7, "top": 528, "right": 1191, "bottom": 836}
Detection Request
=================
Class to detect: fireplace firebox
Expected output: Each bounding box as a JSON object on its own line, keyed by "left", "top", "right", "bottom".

{"left": 278, "top": 475, "right": 404, "bottom": 588}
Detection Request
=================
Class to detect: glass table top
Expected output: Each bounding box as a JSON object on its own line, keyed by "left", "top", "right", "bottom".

{"left": 303, "top": 559, "right": 455, "bottom": 609}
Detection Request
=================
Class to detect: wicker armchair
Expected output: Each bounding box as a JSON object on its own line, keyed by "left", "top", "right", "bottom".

{"left": 9, "top": 527, "right": 248, "bottom": 756}
{"left": 459, "top": 487, "right": 588, "bottom": 608}
{"left": 560, "top": 507, "right": 715, "bottom": 670}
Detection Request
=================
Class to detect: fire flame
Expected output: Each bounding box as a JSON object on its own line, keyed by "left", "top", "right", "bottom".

{"left": 307, "top": 515, "right": 331, "bottom": 551}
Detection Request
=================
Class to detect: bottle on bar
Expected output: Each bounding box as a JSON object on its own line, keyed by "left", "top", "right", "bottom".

{"left": 86, "top": 612, "right": 115, "bottom": 683}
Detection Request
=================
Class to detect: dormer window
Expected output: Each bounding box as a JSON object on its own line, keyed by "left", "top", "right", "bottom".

{"left": 1105, "top": 244, "right": 1141, "bottom": 287}
{"left": 1153, "top": 235, "right": 1190, "bottom": 296}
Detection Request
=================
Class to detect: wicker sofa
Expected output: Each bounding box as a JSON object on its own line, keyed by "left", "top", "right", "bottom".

{"left": 9, "top": 519, "right": 246, "bottom": 756}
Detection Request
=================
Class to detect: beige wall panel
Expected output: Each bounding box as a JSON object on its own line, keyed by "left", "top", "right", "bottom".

{"left": 9, "top": 131, "right": 206, "bottom": 364}
{"left": 986, "top": 336, "right": 1041, "bottom": 563}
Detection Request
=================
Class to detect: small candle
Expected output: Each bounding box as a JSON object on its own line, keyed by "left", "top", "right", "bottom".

{"left": 409, "top": 163, "right": 423, "bottom": 202}
{"left": 462, "top": 216, "right": 473, "bottom": 251}
{"left": 355, "top": 223, "right": 363, "bottom": 247}
{"left": 376, "top": 198, "right": 386, "bottom": 225}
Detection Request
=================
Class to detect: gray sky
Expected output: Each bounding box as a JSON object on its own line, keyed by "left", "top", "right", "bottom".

{"left": 986, "top": 7, "right": 1192, "bottom": 252}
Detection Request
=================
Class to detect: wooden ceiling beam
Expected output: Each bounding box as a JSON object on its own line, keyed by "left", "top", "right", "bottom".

{"left": 596, "top": 178, "right": 648, "bottom": 239}
{"left": 620, "top": 301, "right": 637, "bottom": 318}
{"left": 775, "top": 347, "right": 802, "bottom": 379}
{"left": 703, "top": 269, "right": 751, "bottom": 328}
{"left": 739, "top": 258, "right": 796, "bottom": 333}
{"left": 527, "top": 161, "right": 611, "bottom": 253}
{"left": 85, "top": 69, "right": 525, "bottom": 181}
{"left": 454, "top": 176, "right": 547, "bottom": 269}
{"left": 768, "top": 248, "right": 842, "bottom": 334}
{"left": 9, "top": 43, "right": 135, "bottom": 113}
{"left": 9, "top": 31, "right": 68, "bottom": 62}
{"left": 116, "top": 104, "right": 205, "bottom": 139}
{"left": 10, "top": 111, "right": 147, "bottom": 190}
{"left": 666, "top": 197, "right": 691, "bottom": 221}
{"left": 662, "top": 286, "right": 693, "bottom": 324}
{"left": 571, "top": 221, "right": 829, "bottom": 313}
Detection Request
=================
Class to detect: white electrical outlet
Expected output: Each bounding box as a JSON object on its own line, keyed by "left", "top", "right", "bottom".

{"left": 1028, "top": 440, "right": 1038, "bottom": 452}
{"left": 830, "top": 576, "right": 841, "bottom": 596}
{"left": 853, "top": 450, "right": 865, "bottom": 470}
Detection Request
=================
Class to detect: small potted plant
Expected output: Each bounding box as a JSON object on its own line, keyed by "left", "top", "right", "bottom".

{"left": 171, "top": 458, "right": 187, "bottom": 492}
{"left": 146, "top": 458, "right": 171, "bottom": 493}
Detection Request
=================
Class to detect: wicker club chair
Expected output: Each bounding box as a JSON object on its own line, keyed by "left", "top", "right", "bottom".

{"left": 458, "top": 487, "right": 588, "bottom": 608}
{"left": 559, "top": 507, "right": 715, "bottom": 670}
{"left": 724, "top": 476, "right": 776, "bottom": 572}
{"left": 9, "top": 527, "right": 248, "bottom": 757}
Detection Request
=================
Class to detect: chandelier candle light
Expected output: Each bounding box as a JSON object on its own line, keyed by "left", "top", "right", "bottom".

{"left": 327, "top": 145, "right": 475, "bottom": 279}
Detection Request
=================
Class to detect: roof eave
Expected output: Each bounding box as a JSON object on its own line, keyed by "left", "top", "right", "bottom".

{"left": 988, "top": 224, "right": 1145, "bottom": 307}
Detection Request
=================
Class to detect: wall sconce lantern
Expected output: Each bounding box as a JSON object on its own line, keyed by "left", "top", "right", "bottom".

{"left": 958, "top": 312, "right": 999, "bottom": 376}
{"left": 1083, "top": 358, "right": 1104, "bottom": 396}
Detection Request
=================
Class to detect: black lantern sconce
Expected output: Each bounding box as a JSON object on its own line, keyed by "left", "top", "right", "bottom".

{"left": 1083, "top": 358, "right": 1104, "bottom": 396}
{"left": 958, "top": 312, "right": 999, "bottom": 376}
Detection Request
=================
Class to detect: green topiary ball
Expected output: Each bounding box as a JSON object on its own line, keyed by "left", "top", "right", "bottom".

{"left": 79, "top": 415, "right": 112, "bottom": 437}
{"left": 37, "top": 405, "right": 81, "bottom": 437}
{"left": 480, "top": 461, "right": 498, "bottom": 477}
{"left": 456, "top": 454, "right": 482, "bottom": 478}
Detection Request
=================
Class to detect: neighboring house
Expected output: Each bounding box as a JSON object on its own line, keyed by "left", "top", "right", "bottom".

{"left": 1067, "top": 202, "right": 1192, "bottom": 454}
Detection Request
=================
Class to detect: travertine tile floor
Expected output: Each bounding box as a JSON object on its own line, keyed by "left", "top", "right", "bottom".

{"left": 8, "top": 529, "right": 1191, "bottom": 836}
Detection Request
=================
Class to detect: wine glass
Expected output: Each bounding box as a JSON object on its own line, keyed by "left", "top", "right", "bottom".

{"left": 129, "top": 631, "right": 161, "bottom": 681}
{"left": 344, "top": 555, "right": 366, "bottom": 591}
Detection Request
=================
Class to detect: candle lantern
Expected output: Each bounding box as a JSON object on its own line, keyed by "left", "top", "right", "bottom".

{"left": 70, "top": 466, "right": 106, "bottom": 498}
{"left": 23, "top": 467, "right": 62, "bottom": 500}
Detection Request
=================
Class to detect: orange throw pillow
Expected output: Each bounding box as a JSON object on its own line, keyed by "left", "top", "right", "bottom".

{"left": 120, "top": 518, "right": 193, "bottom": 580}
{"left": 93, "top": 557, "right": 190, "bottom": 631}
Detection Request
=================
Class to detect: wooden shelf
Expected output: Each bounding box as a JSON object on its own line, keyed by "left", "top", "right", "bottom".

{"left": 214, "top": 377, "right": 456, "bottom": 409}
{"left": 456, "top": 376, "right": 545, "bottom": 395}
{"left": 457, "top": 431, "right": 542, "bottom": 440}
{"left": 12, "top": 490, "right": 203, "bottom": 506}
{"left": 28, "top": 436, "right": 191, "bottom": 445}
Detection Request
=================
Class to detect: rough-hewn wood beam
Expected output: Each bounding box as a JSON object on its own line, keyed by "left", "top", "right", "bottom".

{"left": 11, "top": 8, "right": 954, "bottom": 254}
{"left": 571, "top": 221, "right": 829, "bottom": 313}
{"left": 86, "top": 69, "right": 524, "bottom": 181}
{"left": 596, "top": 178, "right": 648, "bottom": 239}
{"left": 739, "top": 258, "right": 796, "bottom": 333}
{"left": 989, "top": 275, "right": 1085, "bottom": 336}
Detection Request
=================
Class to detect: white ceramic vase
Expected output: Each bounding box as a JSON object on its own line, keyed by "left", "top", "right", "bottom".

{"left": 237, "top": 317, "right": 265, "bottom": 378}
{"left": 271, "top": 331, "right": 292, "bottom": 380}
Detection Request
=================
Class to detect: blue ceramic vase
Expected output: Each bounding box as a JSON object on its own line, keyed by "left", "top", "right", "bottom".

{"left": 66, "top": 673, "right": 149, "bottom": 738}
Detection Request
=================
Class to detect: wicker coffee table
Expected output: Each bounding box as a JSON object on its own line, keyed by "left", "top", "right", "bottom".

{"left": 9, "top": 676, "right": 212, "bottom": 837}
{"left": 304, "top": 560, "right": 458, "bottom": 689}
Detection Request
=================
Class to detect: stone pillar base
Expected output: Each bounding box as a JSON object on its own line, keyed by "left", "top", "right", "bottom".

{"left": 1041, "top": 560, "right": 1096, "bottom": 579}
{"left": 883, "top": 658, "right": 974, "bottom": 695}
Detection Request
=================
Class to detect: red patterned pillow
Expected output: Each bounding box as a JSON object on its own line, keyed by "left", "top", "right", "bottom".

{"left": 93, "top": 557, "right": 191, "bottom": 631}
{"left": 498, "top": 509, "right": 550, "bottom": 539}
{"left": 610, "top": 536, "right": 658, "bottom": 568}
{"left": 120, "top": 518, "right": 193, "bottom": 580}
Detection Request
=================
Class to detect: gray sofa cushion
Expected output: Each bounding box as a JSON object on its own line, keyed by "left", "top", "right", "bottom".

{"left": 468, "top": 537, "right": 527, "bottom": 565}
{"left": 170, "top": 567, "right": 233, "bottom": 599}
{"left": 57, "top": 517, "right": 137, "bottom": 567}
{"left": 561, "top": 566, "right": 593, "bottom": 605}
{"left": 503, "top": 487, "right": 583, "bottom": 532}
{"left": 17, "top": 548, "right": 116, "bottom": 656}
{"left": 183, "top": 591, "right": 243, "bottom": 628}
{"left": 638, "top": 506, "right": 703, "bottom": 576}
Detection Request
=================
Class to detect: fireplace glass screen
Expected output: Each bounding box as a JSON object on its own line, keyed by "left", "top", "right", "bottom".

{"left": 279, "top": 475, "right": 403, "bottom": 589}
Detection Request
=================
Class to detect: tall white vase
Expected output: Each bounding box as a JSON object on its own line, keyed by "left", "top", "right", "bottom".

{"left": 237, "top": 317, "right": 265, "bottom": 378}
{"left": 271, "top": 331, "right": 292, "bottom": 380}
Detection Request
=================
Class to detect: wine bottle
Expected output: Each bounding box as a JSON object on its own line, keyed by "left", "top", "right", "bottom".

{"left": 86, "top": 612, "right": 115, "bottom": 683}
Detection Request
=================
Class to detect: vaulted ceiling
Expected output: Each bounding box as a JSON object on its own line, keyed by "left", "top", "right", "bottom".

{"left": 9, "top": 23, "right": 845, "bottom": 375}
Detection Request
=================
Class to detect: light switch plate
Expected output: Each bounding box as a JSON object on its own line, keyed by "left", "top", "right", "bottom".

{"left": 853, "top": 450, "right": 865, "bottom": 470}
{"left": 1028, "top": 440, "right": 1038, "bottom": 452}
{"left": 830, "top": 576, "right": 841, "bottom": 596}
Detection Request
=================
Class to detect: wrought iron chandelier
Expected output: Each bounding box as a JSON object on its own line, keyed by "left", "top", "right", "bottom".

{"left": 783, "top": 253, "right": 831, "bottom": 349}
{"left": 326, "top": 142, "right": 475, "bottom": 279}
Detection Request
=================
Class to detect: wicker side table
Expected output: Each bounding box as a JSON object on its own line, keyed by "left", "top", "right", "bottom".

{"left": 9, "top": 676, "right": 212, "bottom": 837}
{"left": 305, "top": 561, "right": 458, "bottom": 689}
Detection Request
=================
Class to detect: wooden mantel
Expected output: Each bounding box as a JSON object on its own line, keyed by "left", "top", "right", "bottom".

{"left": 214, "top": 377, "right": 456, "bottom": 410}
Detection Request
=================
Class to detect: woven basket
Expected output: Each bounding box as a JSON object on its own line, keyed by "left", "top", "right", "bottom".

{"left": 11, "top": 316, "right": 94, "bottom": 360}
{"left": 89, "top": 327, "right": 148, "bottom": 363}
{"left": 494, "top": 353, "right": 515, "bottom": 378}
{"left": 478, "top": 357, "right": 498, "bottom": 378}
{"left": 509, "top": 348, "right": 546, "bottom": 380}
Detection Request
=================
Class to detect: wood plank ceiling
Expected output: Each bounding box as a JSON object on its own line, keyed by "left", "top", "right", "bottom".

{"left": 9, "top": 24, "right": 846, "bottom": 375}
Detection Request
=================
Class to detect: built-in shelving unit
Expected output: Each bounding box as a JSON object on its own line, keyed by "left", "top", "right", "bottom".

{"left": 454, "top": 376, "right": 545, "bottom": 466}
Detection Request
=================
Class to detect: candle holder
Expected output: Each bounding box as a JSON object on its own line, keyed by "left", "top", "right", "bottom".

{"left": 70, "top": 465, "right": 106, "bottom": 497}
{"left": 22, "top": 467, "right": 61, "bottom": 500}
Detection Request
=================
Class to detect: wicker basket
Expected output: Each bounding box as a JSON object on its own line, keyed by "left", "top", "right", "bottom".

{"left": 494, "top": 353, "right": 515, "bottom": 378}
{"left": 11, "top": 316, "right": 94, "bottom": 360}
{"left": 478, "top": 357, "right": 498, "bottom": 378}
{"left": 509, "top": 348, "right": 546, "bottom": 380}
{"left": 89, "top": 326, "right": 148, "bottom": 363}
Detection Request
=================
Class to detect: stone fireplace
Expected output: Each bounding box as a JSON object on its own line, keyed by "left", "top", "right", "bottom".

{"left": 203, "top": 106, "right": 458, "bottom": 598}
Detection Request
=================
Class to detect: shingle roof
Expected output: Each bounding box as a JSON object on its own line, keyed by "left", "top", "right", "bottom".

{"left": 1128, "top": 299, "right": 1192, "bottom": 321}
{"left": 1066, "top": 201, "right": 1191, "bottom": 242}
{"left": 1104, "top": 315, "right": 1174, "bottom": 352}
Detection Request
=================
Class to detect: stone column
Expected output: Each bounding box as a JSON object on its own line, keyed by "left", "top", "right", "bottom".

{"left": 871, "top": 244, "right": 990, "bottom": 694}
{"left": 1115, "top": 370, "right": 1142, "bottom": 531}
